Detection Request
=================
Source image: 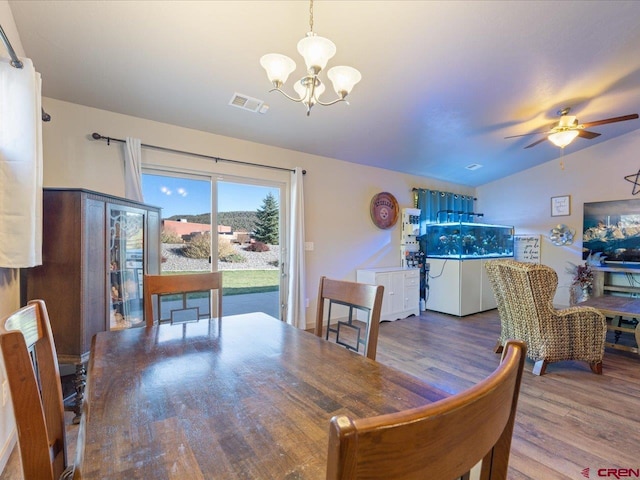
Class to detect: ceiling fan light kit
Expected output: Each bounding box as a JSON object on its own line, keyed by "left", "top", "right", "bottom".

{"left": 505, "top": 107, "right": 639, "bottom": 149}
{"left": 548, "top": 129, "right": 580, "bottom": 148}
{"left": 259, "top": 0, "right": 361, "bottom": 116}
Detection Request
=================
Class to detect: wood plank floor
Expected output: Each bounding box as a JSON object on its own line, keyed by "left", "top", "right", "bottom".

{"left": 1, "top": 308, "right": 638, "bottom": 479}
{"left": 376, "top": 309, "right": 640, "bottom": 480}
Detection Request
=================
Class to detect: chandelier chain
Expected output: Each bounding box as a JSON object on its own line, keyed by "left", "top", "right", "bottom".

{"left": 309, "top": 0, "right": 314, "bottom": 33}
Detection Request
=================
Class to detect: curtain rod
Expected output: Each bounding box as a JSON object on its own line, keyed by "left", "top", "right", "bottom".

{"left": 0, "top": 24, "right": 51, "bottom": 122}
{"left": 0, "top": 24, "right": 21, "bottom": 68}
{"left": 91, "top": 133, "right": 306, "bottom": 175}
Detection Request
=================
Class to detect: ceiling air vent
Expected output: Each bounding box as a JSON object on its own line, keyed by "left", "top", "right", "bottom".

{"left": 229, "top": 93, "right": 269, "bottom": 114}
{"left": 465, "top": 163, "right": 483, "bottom": 171}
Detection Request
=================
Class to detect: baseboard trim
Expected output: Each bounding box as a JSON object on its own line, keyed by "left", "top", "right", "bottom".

{"left": 0, "top": 429, "right": 17, "bottom": 476}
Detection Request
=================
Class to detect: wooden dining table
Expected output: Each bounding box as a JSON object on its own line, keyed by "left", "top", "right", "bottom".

{"left": 73, "top": 312, "right": 449, "bottom": 479}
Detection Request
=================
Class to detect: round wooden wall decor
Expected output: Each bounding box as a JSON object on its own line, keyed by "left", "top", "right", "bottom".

{"left": 370, "top": 192, "right": 399, "bottom": 229}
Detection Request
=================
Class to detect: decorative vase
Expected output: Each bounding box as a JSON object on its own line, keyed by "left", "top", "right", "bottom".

{"left": 576, "top": 285, "right": 591, "bottom": 303}
{"left": 571, "top": 284, "right": 591, "bottom": 305}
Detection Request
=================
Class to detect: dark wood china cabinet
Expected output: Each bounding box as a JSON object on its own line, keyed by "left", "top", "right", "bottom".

{"left": 25, "top": 188, "right": 161, "bottom": 421}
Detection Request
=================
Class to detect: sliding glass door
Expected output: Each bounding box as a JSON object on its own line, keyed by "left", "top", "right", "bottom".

{"left": 142, "top": 170, "right": 285, "bottom": 319}
{"left": 217, "top": 180, "right": 282, "bottom": 318}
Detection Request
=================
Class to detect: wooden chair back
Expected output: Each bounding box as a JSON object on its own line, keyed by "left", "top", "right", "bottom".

{"left": 0, "top": 299, "right": 71, "bottom": 480}
{"left": 143, "top": 272, "right": 223, "bottom": 327}
{"left": 314, "top": 276, "right": 384, "bottom": 360}
{"left": 326, "top": 339, "right": 527, "bottom": 480}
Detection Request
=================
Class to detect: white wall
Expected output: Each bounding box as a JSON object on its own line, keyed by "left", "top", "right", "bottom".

{"left": 40, "top": 97, "right": 474, "bottom": 327}
{"left": 477, "top": 129, "right": 640, "bottom": 306}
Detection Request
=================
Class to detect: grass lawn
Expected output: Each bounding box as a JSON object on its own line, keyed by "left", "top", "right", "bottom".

{"left": 164, "top": 269, "right": 279, "bottom": 296}
{"left": 222, "top": 270, "right": 279, "bottom": 295}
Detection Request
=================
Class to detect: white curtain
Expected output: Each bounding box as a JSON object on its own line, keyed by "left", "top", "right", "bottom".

{"left": 286, "top": 167, "right": 306, "bottom": 328}
{"left": 0, "top": 56, "right": 42, "bottom": 268}
{"left": 124, "top": 137, "right": 144, "bottom": 202}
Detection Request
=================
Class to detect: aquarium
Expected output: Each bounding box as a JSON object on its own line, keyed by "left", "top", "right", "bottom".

{"left": 424, "top": 222, "right": 514, "bottom": 259}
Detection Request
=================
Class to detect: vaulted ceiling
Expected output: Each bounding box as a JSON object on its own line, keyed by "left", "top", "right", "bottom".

{"left": 8, "top": 1, "right": 640, "bottom": 186}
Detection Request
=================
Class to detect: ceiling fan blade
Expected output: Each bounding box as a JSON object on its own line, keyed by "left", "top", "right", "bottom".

{"left": 504, "top": 130, "right": 551, "bottom": 139}
{"left": 578, "top": 130, "right": 601, "bottom": 139}
{"left": 524, "top": 137, "right": 548, "bottom": 149}
{"left": 580, "top": 113, "right": 639, "bottom": 129}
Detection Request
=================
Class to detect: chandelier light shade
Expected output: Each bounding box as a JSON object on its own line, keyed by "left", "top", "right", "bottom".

{"left": 294, "top": 80, "right": 325, "bottom": 105}
{"left": 297, "top": 35, "right": 336, "bottom": 72}
{"left": 259, "top": 54, "right": 297, "bottom": 86}
{"left": 327, "top": 66, "right": 362, "bottom": 96}
{"left": 259, "top": 0, "right": 361, "bottom": 116}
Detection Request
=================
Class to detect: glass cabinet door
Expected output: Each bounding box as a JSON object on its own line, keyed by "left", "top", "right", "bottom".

{"left": 108, "top": 205, "right": 145, "bottom": 330}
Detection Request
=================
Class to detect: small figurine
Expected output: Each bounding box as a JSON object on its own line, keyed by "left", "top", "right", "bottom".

{"left": 585, "top": 251, "right": 606, "bottom": 266}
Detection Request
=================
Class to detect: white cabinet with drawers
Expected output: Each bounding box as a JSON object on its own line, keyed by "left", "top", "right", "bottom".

{"left": 356, "top": 267, "right": 420, "bottom": 321}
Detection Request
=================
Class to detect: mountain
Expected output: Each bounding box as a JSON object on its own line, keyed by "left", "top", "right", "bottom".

{"left": 166, "top": 212, "right": 258, "bottom": 232}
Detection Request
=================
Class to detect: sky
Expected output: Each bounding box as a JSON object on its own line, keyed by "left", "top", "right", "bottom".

{"left": 142, "top": 173, "right": 279, "bottom": 218}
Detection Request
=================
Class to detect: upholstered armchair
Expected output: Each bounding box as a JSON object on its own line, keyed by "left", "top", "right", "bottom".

{"left": 485, "top": 259, "right": 607, "bottom": 375}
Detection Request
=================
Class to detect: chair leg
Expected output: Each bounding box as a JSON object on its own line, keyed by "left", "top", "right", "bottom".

{"left": 532, "top": 359, "right": 547, "bottom": 376}
{"left": 493, "top": 341, "right": 503, "bottom": 354}
{"left": 589, "top": 361, "right": 603, "bottom": 374}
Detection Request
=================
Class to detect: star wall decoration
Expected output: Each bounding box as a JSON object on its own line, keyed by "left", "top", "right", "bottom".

{"left": 624, "top": 169, "right": 640, "bottom": 195}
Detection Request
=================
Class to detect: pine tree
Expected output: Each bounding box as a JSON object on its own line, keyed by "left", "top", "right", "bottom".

{"left": 253, "top": 193, "right": 279, "bottom": 244}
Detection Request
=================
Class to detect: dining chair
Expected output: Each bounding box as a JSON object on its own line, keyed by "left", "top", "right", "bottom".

{"left": 0, "top": 299, "right": 74, "bottom": 480}
{"left": 143, "top": 272, "right": 223, "bottom": 327}
{"left": 314, "top": 276, "right": 384, "bottom": 360}
{"left": 326, "top": 339, "right": 527, "bottom": 480}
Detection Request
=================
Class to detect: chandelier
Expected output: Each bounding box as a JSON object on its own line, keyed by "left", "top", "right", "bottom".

{"left": 259, "top": 0, "right": 361, "bottom": 116}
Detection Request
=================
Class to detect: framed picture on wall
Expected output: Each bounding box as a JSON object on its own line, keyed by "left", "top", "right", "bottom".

{"left": 551, "top": 195, "right": 571, "bottom": 217}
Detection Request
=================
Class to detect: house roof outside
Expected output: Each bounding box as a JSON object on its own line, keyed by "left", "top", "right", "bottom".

{"left": 163, "top": 219, "right": 233, "bottom": 238}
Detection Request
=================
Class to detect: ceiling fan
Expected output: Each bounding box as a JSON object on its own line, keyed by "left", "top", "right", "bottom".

{"left": 505, "top": 108, "right": 639, "bottom": 149}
